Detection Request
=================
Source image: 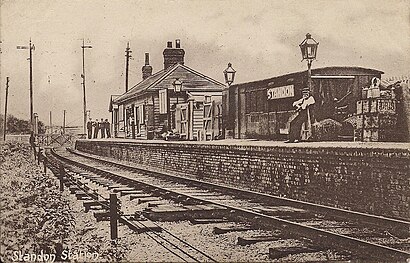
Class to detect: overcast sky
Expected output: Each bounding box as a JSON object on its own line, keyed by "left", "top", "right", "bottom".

{"left": 1, "top": 0, "right": 409, "bottom": 126}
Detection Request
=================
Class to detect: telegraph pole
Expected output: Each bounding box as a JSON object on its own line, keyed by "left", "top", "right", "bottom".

{"left": 63, "top": 110, "right": 66, "bottom": 134}
{"left": 3, "top": 77, "right": 9, "bottom": 141}
{"left": 49, "top": 111, "right": 52, "bottom": 134}
{"left": 17, "top": 39, "right": 35, "bottom": 131}
{"left": 81, "top": 39, "right": 92, "bottom": 135}
{"left": 125, "top": 42, "right": 132, "bottom": 92}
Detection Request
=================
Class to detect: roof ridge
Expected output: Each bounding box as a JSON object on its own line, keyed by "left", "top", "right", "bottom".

{"left": 233, "top": 66, "right": 384, "bottom": 87}
{"left": 178, "top": 64, "right": 226, "bottom": 87}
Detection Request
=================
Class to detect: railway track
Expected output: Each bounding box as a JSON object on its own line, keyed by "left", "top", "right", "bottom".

{"left": 45, "top": 150, "right": 217, "bottom": 262}
{"left": 47, "top": 147, "right": 410, "bottom": 262}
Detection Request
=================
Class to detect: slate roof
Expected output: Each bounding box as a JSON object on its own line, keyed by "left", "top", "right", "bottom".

{"left": 113, "top": 63, "right": 225, "bottom": 104}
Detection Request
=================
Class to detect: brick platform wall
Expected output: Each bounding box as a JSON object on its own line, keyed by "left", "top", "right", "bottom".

{"left": 76, "top": 140, "right": 410, "bottom": 220}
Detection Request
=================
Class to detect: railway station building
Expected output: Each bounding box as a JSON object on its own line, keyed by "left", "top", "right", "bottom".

{"left": 109, "top": 40, "right": 225, "bottom": 140}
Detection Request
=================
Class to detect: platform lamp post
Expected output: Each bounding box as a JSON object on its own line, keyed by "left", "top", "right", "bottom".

{"left": 299, "top": 33, "right": 319, "bottom": 141}
{"left": 172, "top": 78, "right": 183, "bottom": 104}
{"left": 223, "top": 63, "right": 236, "bottom": 87}
{"left": 299, "top": 33, "right": 319, "bottom": 93}
{"left": 223, "top": 63, "right": 236, "bottom": 139}
{"left": 172, "top": 78, "right": 183, "bottom": 130}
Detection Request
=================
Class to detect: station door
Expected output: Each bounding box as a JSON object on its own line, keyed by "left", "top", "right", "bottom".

{"left": 178, "top": 103, "right": 189, "bottom": 139}
{"left": 203, "top": 101, "right": 213, "bottom": 140}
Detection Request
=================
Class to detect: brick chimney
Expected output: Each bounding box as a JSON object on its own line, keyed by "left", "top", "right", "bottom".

{"left": 163, "top": 39, "right": 185, "bottom": 70}
{"left": 142, "top": 53, "right": 153, "bottom": 80}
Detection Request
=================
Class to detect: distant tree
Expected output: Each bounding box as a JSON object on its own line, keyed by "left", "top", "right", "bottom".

{"left": 0, "top": 114, "right": 45, "bottom": 135}
{"left": 6, "top": 115, "right": 31, "bottom": 134}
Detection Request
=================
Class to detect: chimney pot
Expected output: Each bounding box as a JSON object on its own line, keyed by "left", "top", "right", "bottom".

{"left": 145, "top": 53, "right": 150, "bottom": 65}
{"left": 142, "top": 52, "right": 153, "bottom": 80}
{"left": 163, "top": 39, "right": 185, "bottom": 69}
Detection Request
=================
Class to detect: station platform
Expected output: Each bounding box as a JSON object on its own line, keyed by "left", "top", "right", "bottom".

{"left": 75, "top": 138, "right": 410, "bottom": 221}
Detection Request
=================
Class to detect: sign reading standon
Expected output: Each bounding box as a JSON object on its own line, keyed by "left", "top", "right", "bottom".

{"left": 267, "top": 85, "right": 295, "bottom": 100}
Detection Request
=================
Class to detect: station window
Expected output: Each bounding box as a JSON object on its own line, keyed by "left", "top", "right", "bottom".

{"left": 159, "top": 89, "right": 168, "bottom": 114}
{"left": 119, "top": 105, "right": 124, "bottom": 121}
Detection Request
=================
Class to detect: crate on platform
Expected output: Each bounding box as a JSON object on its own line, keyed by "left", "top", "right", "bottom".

{"left": 363, "top": 114, "right": 378, "bottom": 128}
{"left": 355, "top": 115, "right": 363, "bottom": 129}
{"left": 363, "top": 129, "right": 378, "bottom": 142}
{"left": 377, "top": 99, "right": 396, "bottom": 114}
{"left": 357, "top": 100, "right": 370, "bottom": 114}
{"left": 356, "top": 101, "right": 363, "bottom": 115}
{"left": 369, "top": 99, "right": 378, "bottom": 113}
{"left": 357, "top": 98, "right": 396, "bottom": 115}
{"left": 353, "top": 129, "right": 363, "bottom": 141}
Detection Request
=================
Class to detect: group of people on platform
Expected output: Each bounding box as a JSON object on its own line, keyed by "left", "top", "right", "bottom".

{"left": 87, "top": 118, "right": 111, "bottom": 139}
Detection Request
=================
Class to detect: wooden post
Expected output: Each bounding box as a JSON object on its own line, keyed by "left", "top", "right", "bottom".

{"left": 37, "top": 149, "right": 42, "bottom": 165}
{"left": 43, "top": 156, "right": 47, "bottom": 174}
{"left": 110, "top": 193, "right": 118, "bottom": 240}
{"left": 59, "top": 164, "right": 64, "bottom": 191}
{"left": 3, "top": 77, "right": 9, "bottom": 141}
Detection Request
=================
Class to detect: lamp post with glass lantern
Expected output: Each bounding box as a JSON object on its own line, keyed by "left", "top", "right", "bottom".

{"left": 172, "top": 78, "right": 183, "bottom": 104}
{"left": 171, "top": 78, "right": 183, "bottom": 130}
{"left": 298, "top": 33, "right": 319, "bottom": 141}
{"left": 223, "top": 63, "right": 236, "bottom": 87}
{"left": 223, "top": 63, "right": 236, "bottom": 138}
{"left": 299, "top": 33, "right": 319, "bottom": 93}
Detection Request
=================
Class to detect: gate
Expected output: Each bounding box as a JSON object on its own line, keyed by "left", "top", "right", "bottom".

{"left": 36, "top": 133, "right": 79, "bottom": 148}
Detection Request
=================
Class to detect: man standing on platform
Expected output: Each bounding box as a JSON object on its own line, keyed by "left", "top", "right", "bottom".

{"left": 93, "top": 119, "right": 99, "bottom": 139}
{"left": 105, "top": 119, "right": 111, "bottom": 138}
{"left": 286, "top": 88, "right": 315, "bottom": 143}
{"left": 87, "top": 118, "right": 93, "bottom": 139}
{"left": 100, "top": 118, "right": 105, "bottom": 138}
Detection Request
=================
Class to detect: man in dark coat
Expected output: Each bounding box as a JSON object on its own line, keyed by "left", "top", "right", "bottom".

{"left": 86, "top": 118, "right": 93, "bottom": 139}
{"left": 93, "top": 119, "right": 99, "bottom": 139}
{"left": 105, "top": 119, "right": 111, "bottom": 138}
{"left": 100, "top": 118, "right": 105, "bottom": 138}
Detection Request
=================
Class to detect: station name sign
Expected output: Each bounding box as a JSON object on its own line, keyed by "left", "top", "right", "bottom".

{"left": 267, "top": 85, "right": 294, "bottom": 100}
